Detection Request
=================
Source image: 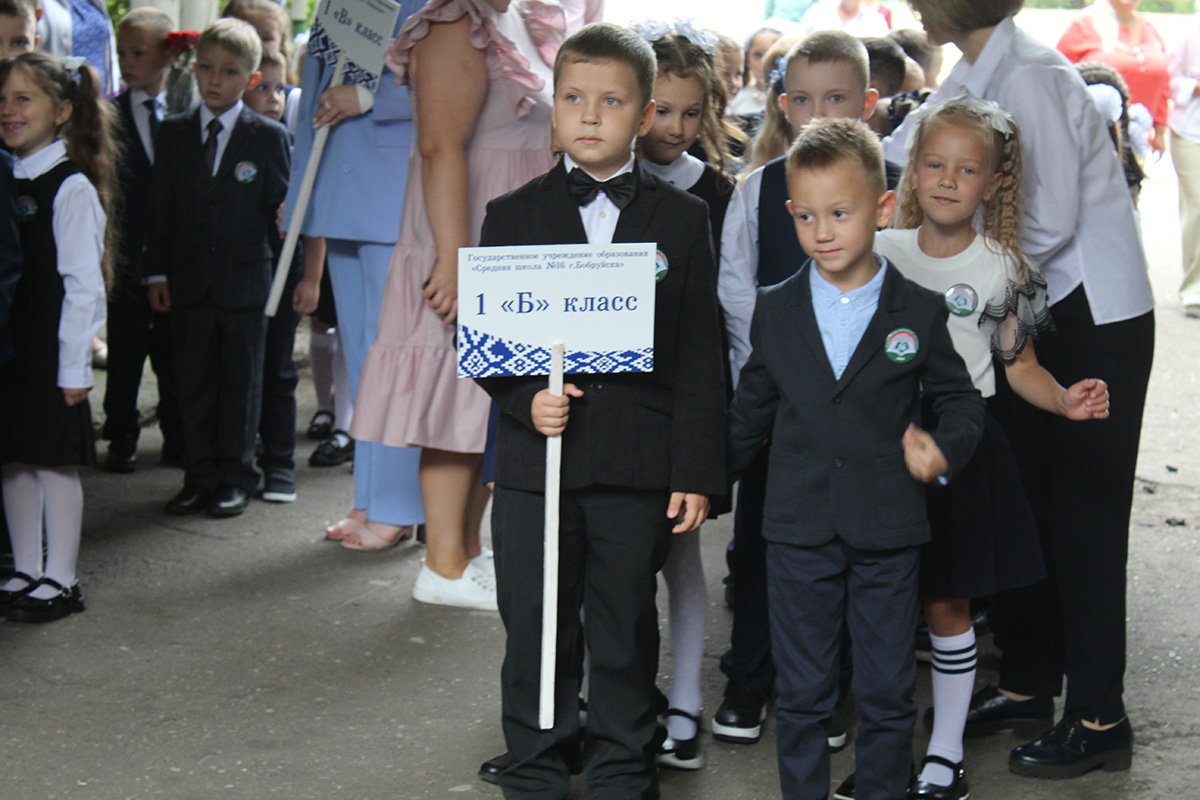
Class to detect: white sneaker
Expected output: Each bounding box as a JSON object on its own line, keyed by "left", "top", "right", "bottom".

{"left": 469, "top": 545, "right": 495, "bottom": 578}
{"left": 412, "top": 563, "right": 498, "bottom": 611}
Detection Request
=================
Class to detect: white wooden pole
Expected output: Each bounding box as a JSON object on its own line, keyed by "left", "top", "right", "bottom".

{"left": 539, "top": 342, "right": 565, "bottom": 730}
{"left": 265, "top": 53, "right": 346, "bottom": 318}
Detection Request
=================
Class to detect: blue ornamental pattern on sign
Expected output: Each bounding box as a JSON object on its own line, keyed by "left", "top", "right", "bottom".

{"left": 458, "top": 326, "right": 654, "bottom": 378}
{"left": 308, "top": 19, "right": 383, "bottom": 92}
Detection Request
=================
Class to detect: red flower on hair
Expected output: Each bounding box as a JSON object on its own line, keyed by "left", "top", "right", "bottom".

{"left": 166, "top": 31, "right": 200, "bottom": 54}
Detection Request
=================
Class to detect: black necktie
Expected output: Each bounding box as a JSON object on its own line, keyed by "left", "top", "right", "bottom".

{"left": 143, "top": 98, "right": 159, "bottom": 141}
{"left": 567, "top": 167, "right": 637, "bottom": 210}
{"left": 203, "top": 118, "right": 223, "bottom": 174}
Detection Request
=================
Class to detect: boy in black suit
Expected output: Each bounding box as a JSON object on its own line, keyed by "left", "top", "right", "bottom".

{"left": 727, "top": 119, "right": 984, "bottom": 800}
{"left": 101, "top": 7, "right": 182, "bottom": 473}
{"left": 476, "top": 23, "right": 726, "bottom": 800}
{"left": 145, "top": 18, "right": 290, "bottom": 518}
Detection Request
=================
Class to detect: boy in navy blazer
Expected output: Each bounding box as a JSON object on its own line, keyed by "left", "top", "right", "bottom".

{"left": 476, "top": 24, "right": 726, "bottom": 800}
{"left": 728, "top": 119, "right": 984, "bottom": 800}
{"left": 144, "top": 18, "right": 290, "bottom": 519}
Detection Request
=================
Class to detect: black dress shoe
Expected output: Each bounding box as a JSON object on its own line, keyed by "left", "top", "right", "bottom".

{"left": 0, "top": 571, "right": 38, "bottom": 613}
{"left": 165, "top": 485, "right": 211, "bottom": 515}
{"left": 6, "top": 578, "right": 85, "bottom": 623}
{"left": 658, "top": 709, "right": 704, "bottom": 770}
{"left": 478, "top": 752, "right": 509, "bottom": 785}
{"left": 711, "top": 680, "right": 767, "bottom": 743}
{"left": 910, "top": 755, "right": 969, "bottom": 799}
{"left": 1009, "top": 717, "right": 1133, "bottom": 779}
{"left": 833, "top": 771, "right": 856, "bottom": 800}
{"left": 309, "top": 432, "right": 354, "bottom": 467}
{"left": 209, "top": 486, "right": 250, "bottom": 518}
{"left": 961, "top": 685, "right": 1053, "bottom": 738}
{"left": 307, "top": 410, "right": 334, "bottom": 440}
{"left": 104, "top": 446, "right": 137, "bottom": 473}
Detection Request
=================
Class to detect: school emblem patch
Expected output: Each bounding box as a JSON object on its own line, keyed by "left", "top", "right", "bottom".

{"left": 944, "top": 284, "right": 978, "bottom": 317}
{"left": 655, "top": 250, "right": 669, "bottom": 283}
{"left": 885, "top": 328, "right": 919, "bottom": 364}
{"left": 15, "top": 195, "right": 36, "bottom": 222}
{"left": 235, "top": 161, "right": 258, "bottom": 184}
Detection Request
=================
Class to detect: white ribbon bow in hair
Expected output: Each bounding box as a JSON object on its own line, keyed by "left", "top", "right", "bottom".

{"left": 629, "top": 18, "right": 717, "bottom": 54}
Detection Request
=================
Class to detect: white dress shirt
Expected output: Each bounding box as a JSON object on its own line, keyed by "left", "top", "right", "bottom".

{"left": 639, "top": 151, "right": 705, "bottom": 191}
{"left": 884, "top": 16, "right": 1153, "bottom": 325}
{"left": 562, "top": 152, "right": 635, "bottom": 245}
{"left": 129, "top": 87, "right": 165, "bottom": 162}
{"left": 199, "top": 100, "right": 245, "bottom": 177}
{"left": 718, "top": 165, "right": 768, "bottom": 382}
{"left": 13, "top": 139, "right": 107, "bottom": 388}
{"left": 1169, "top": 16, "right": 1200, "bottom": 143}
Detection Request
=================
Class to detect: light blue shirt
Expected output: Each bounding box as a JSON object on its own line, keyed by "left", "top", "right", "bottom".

{"left": 809, "top": 257, "right": 887, "bottom": 380}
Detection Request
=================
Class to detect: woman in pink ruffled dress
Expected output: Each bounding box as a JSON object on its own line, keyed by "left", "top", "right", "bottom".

{"left": 353, "top": 0, "right": 565, "bottom": 609}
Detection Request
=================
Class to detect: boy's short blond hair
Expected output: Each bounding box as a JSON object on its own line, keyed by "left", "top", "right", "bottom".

{"left": 118, "top": 6, "right": 173, "bottom": 42}
{"left": 911, "top": 0, "right": 1023, "bottom": 35}
{"left": 197, "top": 17, "right": 262, "bottom": 72}
{"left": 786, "top": 117, "right": 885, "bottom": 197}
{"left": 553, "top": 23, "right": 656, "bottom": 107}
{"left": 784, "top": 30, "right": 869, "bottom": 92}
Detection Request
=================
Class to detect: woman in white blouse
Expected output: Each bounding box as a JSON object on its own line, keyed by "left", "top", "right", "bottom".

{"left": 1169, "top": 14, "right": 1200, "bottom": 312}
{"left": 886, "top": 0, "right": 1154, "bottom": 782}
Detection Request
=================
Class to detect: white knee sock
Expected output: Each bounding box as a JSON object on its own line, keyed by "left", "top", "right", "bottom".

{"left": 310, "top": 330, "right": 334, "bottom": 413}
{"left": 35, "top": 466, "right": 82, "bottom": 598}
{"left": 661, "top": 529, "right": 708, "bottom": 740}
{"left": 1, "top": 463, "right": 44, "bottom": 590}
{"left": 922, "top": 629, "right": 977, "bottom": 786}
{"left": 331, "top": 329, "right": 353, "bottom": 436}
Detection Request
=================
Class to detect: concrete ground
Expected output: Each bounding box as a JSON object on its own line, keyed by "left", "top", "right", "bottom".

{"left": 4, "top": 70, "right": 1200, "bottom": 800}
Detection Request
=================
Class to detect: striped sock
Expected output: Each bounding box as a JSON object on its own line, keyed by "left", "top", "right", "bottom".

{"left": 922, "top": 629, "right": 977, "bottom": 786}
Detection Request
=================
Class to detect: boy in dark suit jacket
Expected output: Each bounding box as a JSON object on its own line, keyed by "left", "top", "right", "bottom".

{"left": 476, "top": 24, "right": 726, "bottom": 800}
{"left": 727, "top": 119, "right": 984, "bottom": 800}
{"left": 145, "top": 18, "right": 290, "bottom": 518}
{"left": 101, "top": 7, "right": 182, "bottom": 473}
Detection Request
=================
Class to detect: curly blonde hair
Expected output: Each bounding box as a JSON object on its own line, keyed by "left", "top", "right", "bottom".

{"left": 894, "top": 100, "right": 1029, "bottom": 280}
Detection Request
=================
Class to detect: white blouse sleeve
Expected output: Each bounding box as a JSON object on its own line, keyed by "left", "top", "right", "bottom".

{"left": 53, "top": 173, "right": 107, "bottom": 389}
{"left": 1170, "top": 26, "right": 1200, "bottom": 108}
{"left": 718, "top": 168, "right": 763, "bottom": 385}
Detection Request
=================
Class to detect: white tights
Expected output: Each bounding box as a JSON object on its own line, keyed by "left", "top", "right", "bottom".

{"left": 660, "top": 528, "right": 708, "bottom": 740}
{"left": 2, "top": 463, "right": 82, "bottom": 599}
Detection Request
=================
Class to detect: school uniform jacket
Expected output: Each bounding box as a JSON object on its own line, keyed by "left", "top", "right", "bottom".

{"left": 143, "top": 106, "right": 290, "bottom": 311}
{"left": 0, "top": 150, "right": 22, "bottom": 365}
{"left": 728, "top": 259, "right": 985, "bottom": 551}
{"left": 476, "top": 160, "right": 727, "bottom": 498}
{"left": 111, "top": 90, "right": 153, "bottom": 287}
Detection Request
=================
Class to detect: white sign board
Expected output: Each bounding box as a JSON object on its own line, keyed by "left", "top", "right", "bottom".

{"left": 309, "top": 0, "right": 401, "bottom": 90}
{"left": 457, "top": 243, "right": 657, "bottom": 378}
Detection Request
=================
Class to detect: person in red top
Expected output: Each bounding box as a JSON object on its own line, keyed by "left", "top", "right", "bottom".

{"left": 1057, "top": 0, "right": 1170, "bottom": 154}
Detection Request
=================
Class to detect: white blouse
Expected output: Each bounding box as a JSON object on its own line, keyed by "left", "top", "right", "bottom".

{"left": 883, "top": 16, "right": 1153, "bottom": 326}
{"left": 1169, "top": 15, "right": 1200, "bottom": 143}
{"left": 12, "top": 138, "right": 106, "bottom": 389}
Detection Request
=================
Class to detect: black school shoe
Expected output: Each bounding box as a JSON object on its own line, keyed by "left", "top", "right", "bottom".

{"left": 959, "top": 685, "right": 1054, "bottom": 738}
{"left": 104, "top": 442, "right": 137, "bottom": 473}
{"left": 711, "top": 681, "right": 767, "bottom": 743}
{"left": 1008, "top": 717, "right": 1133, "bottom": 780}
{"left": 209, "top": 486, "right": 250, "bottom": 518}
{"left": 658, "top": 709, "right": 704, "bottom": 770}
{"left": 0, "top": 571, "right": 38, "bottom": 614}
{"left": 307, "top": 410, "right": 334, "bottom": 440}
{"left": 478, "top": 743, "right": 585, "bottom": 785}
{"left": 165, "top": 485, "right": 211, "bottom": 515}
{"left": 310, "top": 432, "right": 354, "bottom": 467}
{"left": 910, "top": 755, "right": 970, "bottom": 799}
{"left": 6, "top": 578, "right": 85, "bottom": 623}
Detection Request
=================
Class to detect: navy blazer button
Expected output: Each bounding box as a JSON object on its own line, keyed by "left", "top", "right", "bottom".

{"left": 832, "top": 397, "right": 841, "bottom": 404}
{"left": 833, "top": 458, "right": 844, "bottom": 468}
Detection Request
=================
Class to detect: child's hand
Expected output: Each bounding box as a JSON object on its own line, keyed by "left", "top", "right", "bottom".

{"left": 667, "top": 492, "right": 709, "bottom": 534}
{"left": 902, "top": 424, "right": 949, "bottom": 484}
{"left": 1060, "top": 378, "right": 1110, "bottom": 421}
{"left": 293, "top": 276, "right": 320, "bottom": 315}
{"left": 531, "top": 384, "right": 584, "bottom": 437}
{"left": 422, "top": 262, "right": 458, "bottom": 324}
{"left": 62, "top": 387, "right": 89, "bottom": 407}
{"left": 148, "top": 282, "right": 171, "bottom": 313}
{"left": 313, "top": 85, "right": 362, "bottom": 128}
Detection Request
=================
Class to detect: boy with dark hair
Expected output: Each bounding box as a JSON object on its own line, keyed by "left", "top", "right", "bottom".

{"left": 477, "top": 21, "right": 727, "bottom": 800}
{"left": 887, "top": 27, "right": 943, "bottom": 89}
{"left": 729, "top": 117, "right": 983, "bottom": 800}
{"left": 0, "top": 0, "right": 35, "bottom": 57}
{"left": 102, "top": 6, "right": 182, "bottom": 472}
{"left": 864, "top": 36, "right": 908, "bottom": 99}
{"left": 145, "top": 18, "right": 290, "bottom": 518}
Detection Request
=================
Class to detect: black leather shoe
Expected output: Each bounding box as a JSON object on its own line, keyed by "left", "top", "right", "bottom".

{"left": 165, "top": 485, "right": 211, "bottom": 515}
{"left": 307, "top": 410, "right": 334, "bottom": 440}
{"left": 658, "top": 709, "right": 704, "bottom": 770}
{"left": 309, "top": 432, "right": 354, "bottom": 467}
{"left": 478, "top": 752, "right": 509, "bottom": 785}
{"left": 910, "top": 755, "right": 969, "bottom": 799}
{"left": 6, "top": 578, "right": 85, "bottom": 623}
{"left": 1009, "top": 717, "right": 1133, "bottom": 779}
{"left": 208, "top": 486, "right": 250, "bottom": 518}
{"left": 0, "top": 571, "right": 38, "bottom": 613}
{"left": 961, "top": 685, "right": 1053, "bottom": 738}
{"left": 711, "top": 681, "right": 767, "bottom": 743}
{"left": 104, "top": 445, "right": 137, "bottom": 473}
{"left": 833, "top": 772, "right": 856, "bottom": 800}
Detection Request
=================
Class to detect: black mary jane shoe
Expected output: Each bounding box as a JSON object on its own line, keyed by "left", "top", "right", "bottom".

{"left": 1009, "top": 717, "right": 1133, "bottom": 780}
{"left": 309, "top": 432, "right": 355, "bottom": 467}
{"left": 658, "top": 708, "right": 704, "bottom": 770}
{"left": 6, "top": 578, "right": 85, "bottom": 623}
{"left": 307, "top": 410, "right": 335, "bottom": 440}
{"left": 0, "top": 571, "right": 38, "bottom": 614}
{"left": 910, "top": 755, "right": 970, "bottom": 799}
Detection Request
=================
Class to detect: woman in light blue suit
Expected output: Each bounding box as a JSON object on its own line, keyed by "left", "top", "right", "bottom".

{"left": 283, "top": 1, "right": 426, "bottom": 548}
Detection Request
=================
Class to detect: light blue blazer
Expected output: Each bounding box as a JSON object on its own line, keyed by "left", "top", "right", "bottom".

{"left": 284, "top": 0, "right": 424, "bottom": 245}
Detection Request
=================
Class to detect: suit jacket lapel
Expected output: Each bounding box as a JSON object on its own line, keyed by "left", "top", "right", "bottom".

{"left": 788, "top": 262, "right": 836, "bottom": 384}
{"left": 214, "top": 109, "right": 254, "bottom": 182}
{"left": 538, "top": 159, "right": 588, "bottom": 243}
{"left": 833, "top": 260, "right": 908, "bottom": 394}
{"left": 612, "top": 162, "right": 659, "bottom": 243}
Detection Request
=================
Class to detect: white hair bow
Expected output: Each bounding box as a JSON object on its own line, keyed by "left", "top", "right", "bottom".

{"left": 629, "top": 18, "right": 718, "bottom": 54}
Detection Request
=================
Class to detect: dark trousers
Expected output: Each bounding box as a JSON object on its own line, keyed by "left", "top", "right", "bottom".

{"left": 492, "top": 485, "right": 672, "bottom": 800}
{"left": 172, "top": 304, "right": 267, "bottom": 493}
{"left": 992, "top": 286, "right": 1154, "bottom": 723}
{"left": 768, "top": 539, "right": 919, "bottom": 800}
{"left": 720, "top": 448, "right": 775, "bottom": 695}
{"left": 101, "top": 281, "right": 182, "bottom": 449}
{"left": 258, "top": 267, "right": 301, "bottom": 474}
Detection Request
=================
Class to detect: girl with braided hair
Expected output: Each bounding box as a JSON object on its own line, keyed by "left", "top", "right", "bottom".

{"left": 875, "top": 96, "right": 1111, "bottom": 800}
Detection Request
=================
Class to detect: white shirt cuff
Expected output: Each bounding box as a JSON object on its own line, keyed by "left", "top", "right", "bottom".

{"left": 356, "top": 84, "right": 374, "bottom": 114}
{"left": 147, "top": 274, "right": 167, "bottom": 283}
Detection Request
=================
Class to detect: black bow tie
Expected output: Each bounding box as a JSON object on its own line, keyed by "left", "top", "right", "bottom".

{"left": 566, "top": 167, "right": 637, "bottom": 210}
